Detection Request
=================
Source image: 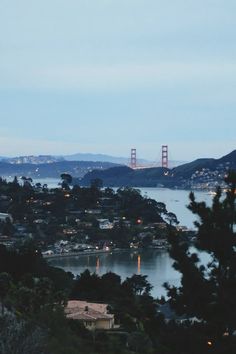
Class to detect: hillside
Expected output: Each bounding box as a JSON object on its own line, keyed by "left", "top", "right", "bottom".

{"left": 0, "top": 161, "right": 119, "bottom": 179}
{"left": 80, "top": 166, "right": 171, "bottom": 187}
{"left": 80, "top": 150, "right": 236, "bottom": 189}
{"left": 171, "top": 158, "right": 216, "bottom": 178}
{"left": 1, "top": 150, "right": 236, "bottom": 188}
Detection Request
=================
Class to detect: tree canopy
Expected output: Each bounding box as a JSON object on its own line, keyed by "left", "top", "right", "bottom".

{"left": 165, "top": 171, "right": 236, "bottom": 351}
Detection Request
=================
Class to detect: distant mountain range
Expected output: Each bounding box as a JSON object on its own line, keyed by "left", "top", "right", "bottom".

{"left": 64, "top": 153, "right": 132, "bottom": 164}
{"left": 79, "top": 150, "right": 236, "bottom": 189}
{"left": 1, "top": 150, "right": 235, "bottom": 188}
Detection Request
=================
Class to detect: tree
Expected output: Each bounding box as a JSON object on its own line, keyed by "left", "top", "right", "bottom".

{"left": 166, "top": 171, "right": 236, "bottom": 348}
{"left": 165, "top": 212, "right": 179, "bottom": 226}
{"left": 116, "top": 187, "right": 164, "bottom": 223}
{"left": 60, "top": 173, "right": 72, "bottom": 190}
{"left": 127, "top": 331, "right": 153, "bottom": 353}
{"left": 2, "top": 218, "right": 15, "bottom": 237}
{"left": 35, "top": 182, "right": 42, "bottom": 190}
{"left": 0, "top": 272, "right": 13, "bottom": 315}
{"left": 42, "top": 183, "right": 48, "bottom": 193}
{"left": 156, "top": 202, "right": 167, "bottom": 215}
{"left": 123, "top": 275, "right": 153, "bottom": 296}
{"left": 90, "top": 178, "right": 103, "bottom": 189}
{"left": 21, "top": 176, "right": 33, "bottom": 188}
{"left": 0, "top": 314, "right": 47, "bottom": 354}
{"left": 13, "top": 176, "right": 19, "bottom": 185}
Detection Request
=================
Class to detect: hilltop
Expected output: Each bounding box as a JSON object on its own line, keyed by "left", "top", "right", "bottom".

{"left": 80, "top": 166, "right": 170, "bottom": 187}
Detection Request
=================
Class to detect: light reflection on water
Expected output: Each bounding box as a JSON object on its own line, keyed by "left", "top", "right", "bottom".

{"left": 49, "top": 249, "right": 212, "bottom": 298}
{"left": 49, "top": 250, "right": 181, "bottom": 298}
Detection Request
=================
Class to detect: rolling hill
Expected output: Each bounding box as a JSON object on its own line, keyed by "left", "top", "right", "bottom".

{"left": 0, "top": 161, "right": 119, "bottom": 179}
{"left": 79, "top": 150, "right": 236, "bottom": 188}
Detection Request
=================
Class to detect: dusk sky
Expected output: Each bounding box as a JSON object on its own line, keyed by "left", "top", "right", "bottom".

{"left": 0, "top": 0, "right": 235, "bottom": 161}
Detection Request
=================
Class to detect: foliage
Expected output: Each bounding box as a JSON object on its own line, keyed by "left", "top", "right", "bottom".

{"left": 116, "top": 187, "right": 165, "bottom": 223}
{"left": 165, "top": 171, "right": 236, "bottom": 350}
{"left": 60, "top": 173, "right": 72, "bottom": 190}
{"left": 0, "top": 244, "right": 73, "bottom": 292}
{"left": 123, "top": 274, "right": 153, "bottom": 296}
{"left": 0, "top": 314, "right": 47, "bottom": 354}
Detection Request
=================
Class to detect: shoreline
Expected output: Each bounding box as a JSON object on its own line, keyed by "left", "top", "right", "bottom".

{"left": 43, "top": 247, "right": 169, "bottom": 261}
{"left": 44, "top": 248, "right": 130, "bottom": 260}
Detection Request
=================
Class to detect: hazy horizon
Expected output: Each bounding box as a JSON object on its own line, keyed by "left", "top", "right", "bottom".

{"left": 1, "top": 149, "right": 234, "bottom": 164}
{"left": 1, "top": 1, "right": 235, "bottom": 160}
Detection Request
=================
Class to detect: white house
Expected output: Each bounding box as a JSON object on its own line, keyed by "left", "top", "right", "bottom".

{"left": 97, "top": 219, "right": 114, "bottom": 230}
{"left": 0, "top": 213, "right": 13, "bottom": 222}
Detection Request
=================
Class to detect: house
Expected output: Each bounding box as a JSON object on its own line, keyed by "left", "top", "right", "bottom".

{"left": 97, "top": 219, "right": 114, "bottom": 230}
{"left": 0, "top": 213, "right": 13, "bottom": 222}
{"left": 85, "top": 209, "right": 101, "bottom": 215}
{"left": 42, "top": 250, "right": 54, "bottom": 256}
{"left": 158, "top": 303, "right": 202, "bottom": 325}
{"left": 65, "top": 300, "right": 115, "bottom": 330}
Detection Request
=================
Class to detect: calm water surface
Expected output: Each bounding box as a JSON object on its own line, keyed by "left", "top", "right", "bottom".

{"left": 140, "top": 187, "right": 212, "bottom": 229}
{"left": 49, "top": 249, "right": 211, "bottom": 298}
{"left": 49, "top": 249, "right": 181, "bottom": 298}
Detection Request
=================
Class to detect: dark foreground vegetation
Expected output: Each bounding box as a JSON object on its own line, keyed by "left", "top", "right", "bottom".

{"left": 0, "top": 172, "right": 236, "bottom": 353}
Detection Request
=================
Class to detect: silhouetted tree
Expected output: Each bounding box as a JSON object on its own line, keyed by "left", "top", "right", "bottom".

{"left": 90, "top": 178, "right": 103, "bottom": 189}
{"left": 165, "top": 212, "right": 179, "bottom": 226}
{"left": 60, "top": 173, "right": 72, "bottom": 190}
{"left": 166, "top": 171, "right": 236, "bottom": 349}
{"left": 0, "top": 272, "right": 13, "bottom": 315}
{"left": 123, "top": 275, "right": 153, "bottom": 296}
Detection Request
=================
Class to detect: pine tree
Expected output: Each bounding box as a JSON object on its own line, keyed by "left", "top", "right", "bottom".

{"left": 165, "top": 171, "right": 236, "bottom": 346}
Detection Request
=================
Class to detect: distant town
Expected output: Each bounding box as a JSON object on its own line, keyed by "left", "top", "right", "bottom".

{"left": 0, "top": 175, "right": 195, "bottom": 257}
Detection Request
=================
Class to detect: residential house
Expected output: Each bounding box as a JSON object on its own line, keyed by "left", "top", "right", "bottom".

{"left": 65, "top": 300, "right": 115, "bottom": 330}
{"left": 0, "top": 213, "right": 13, "bottom": 222}
{"left": 97, "top": 219, "right": 114, "bottom": 230}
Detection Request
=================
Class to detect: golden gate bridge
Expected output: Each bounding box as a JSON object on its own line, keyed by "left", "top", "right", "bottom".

{"left": 130, "top": 145, "right": 169, "bottom": 169}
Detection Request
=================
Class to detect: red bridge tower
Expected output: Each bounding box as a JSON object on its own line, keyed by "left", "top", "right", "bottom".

{"left": 130, "top": 148, "right": 137, "bottom": 169}
{"left": 162, "top": 145, "right": 168, "bottom": 168}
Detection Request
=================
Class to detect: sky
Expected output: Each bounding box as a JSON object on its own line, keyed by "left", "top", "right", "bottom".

{"left": 0, "top": 0, "right": 236, "bottom": 162}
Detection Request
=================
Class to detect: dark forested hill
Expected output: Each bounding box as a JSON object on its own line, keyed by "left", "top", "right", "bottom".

{"left": 80, "top": 150, "right": 236, "bottom": 188}
{"left": 171, "top": 158, "right": 216, "bottom": 178}
{"left": 0, "top": 161, "right": 119, "bottom": 179}
{"left": 80, "top": 166, "right": 171, "bottom": 187}
{"left": 172, "top": 150, "right": 236, "bottom": 177}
